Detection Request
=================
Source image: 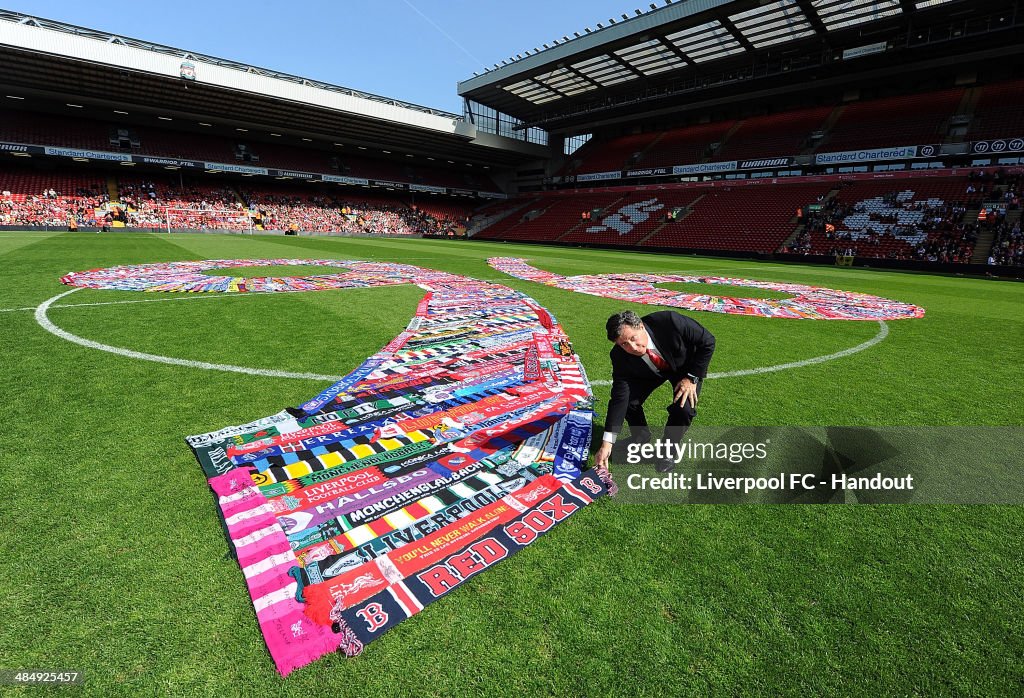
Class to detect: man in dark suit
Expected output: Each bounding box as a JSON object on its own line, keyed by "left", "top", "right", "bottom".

{"left": 594, "top": 310, "right": 715, "bottom": 473}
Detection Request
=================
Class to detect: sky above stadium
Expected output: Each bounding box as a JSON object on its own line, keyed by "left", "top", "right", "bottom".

{"left": 11, "top": 0, "right": 645, "bottom": 114}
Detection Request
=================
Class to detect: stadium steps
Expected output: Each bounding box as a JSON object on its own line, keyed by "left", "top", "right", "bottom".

{"left": 106, "top": 176, "right": 119, "bottom": 204}
{"left": 229, "top": 186, "right": 247, "bottom": 207}
{"left": 945, "top": 88, "right": 982, "bottom": 143}
{"left": 632, "top": 132, "right": 665, "bottom": 166}
{"left": 105, "top": 177, "right": 127, "bottom": 227}
{"left": 964, "top": 201, "right": 988, "bottom": 260}
{"left": 779, "top": 187, "right": 839, "bottom": 251}
{"left": 779, "top": 224, "right": 806, "bottom": 251}
{"left": 809, "top": 106, "right": 846, "bottom": 153}
{"left": 636, "top": 194, "right": 704, "bottom": 245}
{"left": 956, "top": 87, "right": 981, "bottom": 114}
{"left": 636, "top": 219, "right": 674, "bottom": 246}
{"left": 468, "top": 198, "right": 538, "bottom": 236}
{"left": 971, "top": 227, "right": 997, "bottom": 264}
{"left": 476, "top": 200, "right": 552, "bottom": 239}
{"left": 713, "top": 121, "right": 746, "bottom": 159}
{"left": 959, "top": 88, "right": 983, "bottom": 123}
{"left": 553, "top": 195, "right": 628, "bottom": 242}
{"left": 816, "top": 188, "right": 841, "bottom": 209}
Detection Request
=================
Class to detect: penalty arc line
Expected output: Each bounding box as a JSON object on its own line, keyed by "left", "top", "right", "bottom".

{"left": 590, "top": 320, "right": 888, "bottom": 385}
{"left": 34, "top": 288, "right": 344, "bottom": 382}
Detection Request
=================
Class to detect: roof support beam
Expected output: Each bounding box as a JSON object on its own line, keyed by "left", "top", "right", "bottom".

{"left": 655, "top": 37, "right": 696, "bottom": 67}
{"left": 716, "top": 15, "right": 757, "bottom": 53}
{"left": 561, "top": 64, "right": 603, "bottom": 90}
{"left": 898, "top": 0, "right": 918, "bottom": 14}
{"left": 793, "top": 0, "right": 830, "bottom": 39}
{"left": 527, "top": 77, "right": 568, "bottom": 100}
{"left": 607, "top": 53, "right": 646, "bottom": 78}
{"left": 530, "top": 77, "right": 569, "bottom": 98}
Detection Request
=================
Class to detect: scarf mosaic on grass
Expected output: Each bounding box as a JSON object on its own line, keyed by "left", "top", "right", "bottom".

{"left": 102, "top": 259, "right": 624, "bottom": 675}
{"left": 487, "top": 257, "right": 925, "bottom": 320}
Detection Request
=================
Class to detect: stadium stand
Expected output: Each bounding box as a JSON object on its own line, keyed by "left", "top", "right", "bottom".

{"left": 988, "top": 218, "right": 1023, "bottom": 267}
{"left": 466, "top": 197, "right": 540, "bottom": 236}
{"left": 0, "top": 164, "right": 474, "bottom": 235}
{"left": 714, "top": 107, "right": 833, "bottom": 161}
{"left": 559, "top": 79, "right": 1023, "bottom": 179}
{"left": 236, "top": 186, "right": 464, "bottom": 235}
{"left": 1, "top": 46, "right": 1021, "bottom": 269}
{"left": 567, "top": 132, "right": 660, "bottom": 174}
{"left": 966, "top": 79, "right": 1024, "bottom": 140}
{"left": 0, "top": 1, "right": 1019, "bottom": 271}
{"left": 0, "top": 109, "right": 499, "bottom": 191}
{"left": 120, "top": 177, "right": 249, "bottom": 230}
{"left": 408, "top": 200, "right": 471, "bottom": 224}
{"left": 795, "top": 177, "right": 977, "bottom": 262}
{"left": 8, "top": 75, "right": 1013, "bottom": 261}
{"left": 638, "top": 121, "right": 736, "bottom": 168}
{"left": 0, "top": 166, "right": 108, "bottom": 227}
{"left": 0, "top": 110, "right": 114, "bottom": 152}
{"left": 560, "top": 190, "right": 705, "bottom": 246}
{"left": 640, "top": 182, "right": 830, "bottom": 252}
{"left": 818, "top": 88, "right": 964, "bottom": 152}
{"left": 474, "top": 193, "right": 624, "bottom": 242}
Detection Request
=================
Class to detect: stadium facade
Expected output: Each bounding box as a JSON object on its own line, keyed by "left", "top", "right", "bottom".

{"left": 0, "top": 2, "right": 1021, "bottom": 271}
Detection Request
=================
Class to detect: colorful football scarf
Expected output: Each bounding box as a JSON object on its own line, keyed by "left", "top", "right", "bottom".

{"left": 323, "top": 469, "right": 609, "bottom": 656}
{"left": 487, "top": 257, "right": 925, "bottom": 320}
{"left": 60, "top": 258, "right": 616, "bottom": 675}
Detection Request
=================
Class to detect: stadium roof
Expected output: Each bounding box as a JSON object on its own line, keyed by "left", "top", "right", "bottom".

{"left": 0, "top": 10, "right": 549, "bottom": 167}
{"left": 458, "top": 0, "right": 1021, "bottom": 132}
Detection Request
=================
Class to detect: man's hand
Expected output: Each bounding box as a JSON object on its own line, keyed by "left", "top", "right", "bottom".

{"left": 673, "top": 377, "right": 699, "bottom": 409}
{"left": 594, "top": 441, "right": 612, "bottom": 469}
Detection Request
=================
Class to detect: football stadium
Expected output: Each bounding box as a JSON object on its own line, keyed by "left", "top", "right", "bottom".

{"left": 1, "top": 1, "right": 1022, "bottom": 694}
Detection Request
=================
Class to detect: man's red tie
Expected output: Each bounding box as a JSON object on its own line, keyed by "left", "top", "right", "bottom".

{"left": 647, "top": 347, "right": 669, "bottom": 372}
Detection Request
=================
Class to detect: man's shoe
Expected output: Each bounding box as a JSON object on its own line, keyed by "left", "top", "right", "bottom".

{"left": 653, "top": 456, "right": 677, "bottom": 473}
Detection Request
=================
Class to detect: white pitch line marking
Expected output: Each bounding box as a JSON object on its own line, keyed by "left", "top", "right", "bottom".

{"left": 34, "top": 288, "right": 344, "bottom": 382}
{"left": 3, "top": 292, "right": 267, "bottom": 313}
{"left": 590, "top": 320, "right": 888, "bottom": 385}
{"left": 32, "top": 287, "right": 888, "bottom": 383}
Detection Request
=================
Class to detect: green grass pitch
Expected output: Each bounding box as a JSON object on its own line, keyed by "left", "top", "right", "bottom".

{"left": 0, "top": 230, "right": 1021, "bottom": 696}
